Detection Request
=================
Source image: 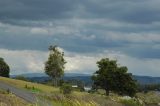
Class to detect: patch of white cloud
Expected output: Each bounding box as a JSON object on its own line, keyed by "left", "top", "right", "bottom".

{"left": 0, "top": 49, "right": 48, "bottom": 75}
{"left": 65, "top": 54, "right": 98, "bottom": 74}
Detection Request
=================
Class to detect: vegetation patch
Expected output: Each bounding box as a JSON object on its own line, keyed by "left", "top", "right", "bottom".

{"left": 60, "top": 83, "right": 73, "bottom": 94}
{"left": 37, "top": 91, "right": 124, "bottom": 106}
{"left": 24, "top": 84, "right": 42, "bottom": 93}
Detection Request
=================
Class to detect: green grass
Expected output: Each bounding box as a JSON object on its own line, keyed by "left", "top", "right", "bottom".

{"left": 120, "top": 99, "right": 143, "bottom": 106}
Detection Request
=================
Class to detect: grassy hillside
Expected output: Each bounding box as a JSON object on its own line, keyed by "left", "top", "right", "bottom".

{"left": 0, "top": 76, "right": 59, "bottom": 93}
{"left": 1, "top": 76, "right": 160, "bottom": 106}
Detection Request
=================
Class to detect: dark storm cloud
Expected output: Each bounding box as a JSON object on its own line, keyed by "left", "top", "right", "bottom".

{"left": 83, "top": 0, "right": 160, "bottom": 24}
{"left": 0, "top": 0, "right": 78, "bottom": 25}
{"left": 0, "top": 0, "right": 160, "bottom": 25}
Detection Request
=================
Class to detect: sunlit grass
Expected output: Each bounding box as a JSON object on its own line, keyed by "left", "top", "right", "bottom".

{"left": 0, "top": 76, "right": 58, "bottom": 93}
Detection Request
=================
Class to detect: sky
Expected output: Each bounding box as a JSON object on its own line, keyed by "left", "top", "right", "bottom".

{"left": 0, "top": 0, "right": 160, "bottom": 76}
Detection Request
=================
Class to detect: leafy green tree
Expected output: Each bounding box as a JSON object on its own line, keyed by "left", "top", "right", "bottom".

{"left": 92, "top": 58, "right": 137, "bottom": 97}
{"left": 45, "top": 45, "right": 66, "bottom": 86}
{"left": 0, "top": 58, "right": 10, "bottom": 77}
{"left": 114, "top": 66, "right": 137, "bottom": 96}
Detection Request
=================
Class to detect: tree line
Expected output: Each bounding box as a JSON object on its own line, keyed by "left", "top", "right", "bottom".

{"left": 44, "top": 45, "right": 138, "bottom": 96}
{"left": 0, "top": 45, "right": 138, "bottom": 97}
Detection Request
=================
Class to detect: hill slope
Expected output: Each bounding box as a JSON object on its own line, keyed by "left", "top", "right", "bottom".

{"left": 0, "top": 76, "right": 124, "bottom": 106}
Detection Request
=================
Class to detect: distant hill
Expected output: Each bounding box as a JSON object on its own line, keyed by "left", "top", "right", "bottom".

{"left": 133, "top": 75, "right": 160, "bottom": 84}
{"left": 11, "top": 73, "right": 90, "bottom": 78}
{"left": 11, "top": 73, "right": 47, "bottom": 78}
{"left": 12, "top": 73, "right": 160, "bottom": 85}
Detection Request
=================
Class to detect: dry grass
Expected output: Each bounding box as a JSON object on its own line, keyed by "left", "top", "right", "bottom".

{"left": 0, "top": 92, "right": 30, "bottom": 106}
{"left": 38, "top": 91, "right": 124, "bottom": 106}
{"left": 137, "top": 91, "right": 160, "bottom": 104}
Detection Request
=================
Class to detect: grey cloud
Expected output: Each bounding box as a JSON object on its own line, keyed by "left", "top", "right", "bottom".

{"left": 84, "top": 0, "right": 160, "bottom": 24}
{"left": 0, "top": 22, "right": 160, "bottom": 59}
{"left": 1, "top": 0, "right": 160, "bottom": 26}
{"left": 0, "top": 0, "right": 77, "bottom": 24}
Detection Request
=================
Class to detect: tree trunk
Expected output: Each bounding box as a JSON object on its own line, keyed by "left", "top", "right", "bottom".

{"left": 105, "top": 89, "right": 109, "bottom": 96}
{"left": 52, "top": 78, "right": 57, "bottom": 86}
{"left": 55, "top": 78, "right": 57, "bottom": 86}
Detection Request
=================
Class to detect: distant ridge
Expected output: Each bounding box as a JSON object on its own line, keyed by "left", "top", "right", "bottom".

{"left": 133, "top": 75, "right": 160, "bottom": 84}
{"left": 11, "top": 73, "right": 47, "bottom": 78}
{"left": 11, "top": 73, "right": 160, "bottom": 85}
{"left": 11, "top": 72, "right": 91, "bottom": 78}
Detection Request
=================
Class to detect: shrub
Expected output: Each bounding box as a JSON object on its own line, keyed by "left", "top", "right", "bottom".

{"left": 60, "top": 83, "right": 72, "bottom": 94}
{"left": 120, "top": 99, "right": 143, "bottom": 106}
{"left": 7, "top": 89, "right": 10, "bottom": 94}
{"left": 25, "top": 84, "right": 28, "bottom": 89}
{"left": 0, "top": 89, "right": 8, "bottom": 94}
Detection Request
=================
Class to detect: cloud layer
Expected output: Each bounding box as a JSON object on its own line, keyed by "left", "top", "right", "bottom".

{"left": 0, "top": 0, "right": 160, "bottom": 76}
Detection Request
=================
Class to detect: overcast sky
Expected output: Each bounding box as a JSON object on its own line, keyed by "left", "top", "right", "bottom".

{"left": 0, "top": 0, "right": 160, "bottom": 76}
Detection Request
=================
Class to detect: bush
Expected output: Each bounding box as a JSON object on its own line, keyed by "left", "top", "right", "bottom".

{"left": 120, "top": 99, "right": 143, "bottom": 106}
{"left": 60, "top": 83, "right": 72, "bottom": 94}
{"left": 88, "top": 89, "right": 96, "bottom": 93}
{"left": 0, "top": 58, "right": 10, "bottom": 77}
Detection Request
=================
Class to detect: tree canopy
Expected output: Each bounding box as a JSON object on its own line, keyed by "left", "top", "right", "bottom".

{"left": 45, "top": 45, "right": 66, "bottom": 86}
{"left": 92, "top": 58, "right": 137, "bottom": 97}
{"left": 0, "top": 58, "right": 10, "bottom": 77}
